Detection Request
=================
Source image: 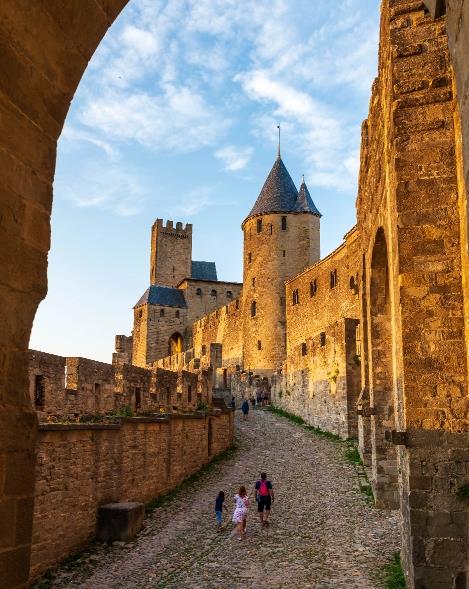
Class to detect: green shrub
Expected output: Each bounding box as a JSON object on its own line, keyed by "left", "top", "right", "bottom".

{"left": 384, "top": 553, "right": 406, "bottom": 589}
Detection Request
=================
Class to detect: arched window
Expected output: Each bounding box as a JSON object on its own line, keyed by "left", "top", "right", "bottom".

{"left": 175, "top": 310, "right": 180, "bottom": 318}
{"left": 257, "top": 340, "right": 262, "bottom": 350}
{"left": 226, "top": 290, "right": 233, "bottom": 299}
{"left": 281, "top": 216, "right": 287, "bottom": 230}
{"left": 196, "top": 287, "right": 202, "bottom": 296}
{"left": 256, "top": 218, "right": 262, "bottom": 233}
{"left": 211, "top": 289, "right": 217, "bottom": 297}
{"left": 251, "top": 301, "right": 257, "bottom": 317}
{"left": 310, "top": 279, "right": 317, "bottom": 297}
{"left": 160, "top": 308, "right": 165, "bottom": 317}
{"left": 168, "top": 332, "right": 183, "bottom": 355}
{"left": 330, "top": 270, "right": 338, "bottom": 289}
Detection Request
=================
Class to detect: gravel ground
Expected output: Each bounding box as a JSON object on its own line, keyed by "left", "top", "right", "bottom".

{"left": 38, "top": 409, "right": 400, "bottom": 589}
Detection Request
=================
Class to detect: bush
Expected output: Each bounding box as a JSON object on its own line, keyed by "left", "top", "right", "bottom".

{"left": 384, "top": 553, "right": 406, "bottom": 589}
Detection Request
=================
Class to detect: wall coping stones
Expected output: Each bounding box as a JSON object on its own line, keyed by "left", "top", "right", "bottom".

{"left": 39, "top": 423, "right": 121, "bottom": 431}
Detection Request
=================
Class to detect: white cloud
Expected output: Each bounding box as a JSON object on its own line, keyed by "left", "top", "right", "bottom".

{"left": 121, "top": 25, "right": 158, "bottom": 57}
{"left": 79, "top": 86, "right": 230, "bottom": 152}
{"left": 215, "top": 145, "right": 253, "bottom": 171}
{"left": 60, "top": 126, "right": 121, "bottom": 161}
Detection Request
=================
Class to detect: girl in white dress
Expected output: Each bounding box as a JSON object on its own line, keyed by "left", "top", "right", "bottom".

{"left": 232, "top": 485, "right": 250, "bottom": 540}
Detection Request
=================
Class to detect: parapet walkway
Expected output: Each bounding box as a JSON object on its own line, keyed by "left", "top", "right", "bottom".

{"left": 40, "top": 409, "right": 400, "bottom": 589}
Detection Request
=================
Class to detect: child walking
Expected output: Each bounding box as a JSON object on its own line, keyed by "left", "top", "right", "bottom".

{"left": 215, "top": 491, "right": 227, "bottom": 530}
{"left": 232, "top": 486, "right": 250, "bottom": 540}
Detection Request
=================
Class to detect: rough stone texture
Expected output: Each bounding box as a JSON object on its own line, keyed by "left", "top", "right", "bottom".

{"left": 242, "top": 212, "right": 320, "bottom": 374}
{"left": 32, "top": 411, "right": 399, "bottom": 589}
{"left": 271, "top": 227, "right": 361, "bottom": 439}
{"left": 150, "top": 219, "right": 192, "bottom": 287}
{"left": 96, "top": 502, "right": 145, "bottom": 543}
{"left": 30, "top": 410, "right": 233, "bottom": 580}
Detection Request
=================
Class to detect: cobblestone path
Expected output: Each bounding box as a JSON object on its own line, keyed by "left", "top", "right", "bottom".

{"left": 44, "top": 409, "right": 400, "bottom": 589}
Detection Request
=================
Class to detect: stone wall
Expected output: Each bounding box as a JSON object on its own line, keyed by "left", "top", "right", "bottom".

{"left": 150, "top": 219, "right": 192, "bottom": 287}
{"left": 28, "top": 350, "right": 210, "bottom": 418}
{"left": 271, "top": 228, "right": 361, "bottom": 439}
{"left": 180, "top": 279, "right": 243, "bottom": 327}
{"left": 30, "top": 410, "right": 234, "bottom": 580}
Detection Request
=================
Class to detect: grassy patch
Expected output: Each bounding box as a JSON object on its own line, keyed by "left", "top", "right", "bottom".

{"left": 345, "top": 442, "right": 362, "bottom": 465}
{"left": 146, "top": 443, "right": 238, "bottom": 514}
{"left": 383, "top": 553, "right": 406, "bottom": 589}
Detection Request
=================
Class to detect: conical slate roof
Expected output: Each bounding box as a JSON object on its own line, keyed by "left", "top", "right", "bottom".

{"left": 296, "top": 179, "right": 322, "bottom": 217}
{"left": 243, "top": 156, "right": 298, "bottom": 225}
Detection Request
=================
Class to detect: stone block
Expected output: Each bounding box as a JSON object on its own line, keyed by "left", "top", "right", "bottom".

{"left": 96, "top": 502, "right": 144, "bottom": 543}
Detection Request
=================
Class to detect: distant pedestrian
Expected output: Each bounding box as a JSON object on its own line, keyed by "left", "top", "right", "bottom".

{"left": 250, "top": 395, "right": 256, "bottom": 409}
{"left": 232, "top": 486, "right": 250, "bottom": 540}
{"left": 214, "top": 491, "right": 227, "bottom": 530}
{"left": 256, "top": 387, "right": 262, "bottom": 406}
{"left": 230, "top": 396, "right": 235, "bottom": 410}
{"left": 241, "top": 399, "right": 250, "bottom": 420}
{"left": 255, "top": 472, "right": 274, "bottom": 527}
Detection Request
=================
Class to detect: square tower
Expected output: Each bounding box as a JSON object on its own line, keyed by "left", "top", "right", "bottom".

{"left": 150, "top": 219, "right": 193, "bottom": 287}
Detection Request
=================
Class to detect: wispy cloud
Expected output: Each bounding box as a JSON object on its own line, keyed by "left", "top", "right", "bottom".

{"left": 215, "top": 145, "right": 253, "bottom": 171}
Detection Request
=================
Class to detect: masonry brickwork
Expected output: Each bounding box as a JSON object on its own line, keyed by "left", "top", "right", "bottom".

{"left": 30, "top": 410, "right": 233, "bottom": 581}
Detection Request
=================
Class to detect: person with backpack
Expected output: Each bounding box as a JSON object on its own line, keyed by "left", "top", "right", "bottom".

{"left": 255, "top": 472, "right": 274, "bottom": 527}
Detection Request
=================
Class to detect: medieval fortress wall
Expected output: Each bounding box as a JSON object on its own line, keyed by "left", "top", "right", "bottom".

{"left": 23, "top": 1, "right": 469, "bottom": 587}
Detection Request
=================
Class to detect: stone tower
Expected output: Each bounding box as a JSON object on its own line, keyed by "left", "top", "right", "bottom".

{"left": 150, "top": 219, "right": 192, "bottom": 287}
{"left": 242, "top": 155, "right": 321, "bottom": 374}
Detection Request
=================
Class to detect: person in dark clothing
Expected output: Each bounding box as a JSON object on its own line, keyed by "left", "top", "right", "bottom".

{"left": 255, "top": 472, "right": 274, "bottom": 526}
{"left": 241, "top": 399, "right": 250, "bottom": 420}
{"left": 230, "top": 396, "right": 236, "bottom": 410}
{"left": 250, "top": 396, "right": 256, "bottom": 409}
{"left": 214, "top": 490, "right": 227, "bottom": 530}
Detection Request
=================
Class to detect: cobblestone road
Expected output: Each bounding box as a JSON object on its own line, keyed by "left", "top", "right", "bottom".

{"left": 43, "top": 409, "right": 400, "bottom": 589}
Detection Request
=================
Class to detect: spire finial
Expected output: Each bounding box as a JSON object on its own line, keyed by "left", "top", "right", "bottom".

{"left": 277, "top": 124, "right": 281, "bottom": 158}
{"left": 302, "top": 174, "right": 305, "bottom": 184}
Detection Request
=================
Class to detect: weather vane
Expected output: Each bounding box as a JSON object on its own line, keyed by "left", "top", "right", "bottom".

{"left": 277, "top": 124, "right": 281, "bottom": 158}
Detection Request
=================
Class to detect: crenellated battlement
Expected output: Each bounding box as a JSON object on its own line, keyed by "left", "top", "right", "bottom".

{"left": 153, "top": 218, "right": 193, "bottom": 236}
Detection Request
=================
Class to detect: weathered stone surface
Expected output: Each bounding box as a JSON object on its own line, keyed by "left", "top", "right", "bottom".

{"left": 97, "top": 503, "right": 144, "bottom": 543}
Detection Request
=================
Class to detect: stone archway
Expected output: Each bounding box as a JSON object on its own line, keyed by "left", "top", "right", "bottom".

{"left": 368, "top": 228, "right": 398, "bottom": 509}
{"left": 0, "top": 3, "right": 130, "bottom": 587}
{"left": 168, "top": 332, "right": 183, "bottom": 356}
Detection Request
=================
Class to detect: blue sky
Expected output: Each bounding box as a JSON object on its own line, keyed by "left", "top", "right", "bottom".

{"left": 30, "top": 0, "right": 380, "bottom": 362}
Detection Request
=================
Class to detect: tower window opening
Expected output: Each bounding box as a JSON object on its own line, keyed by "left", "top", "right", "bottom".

{"left": 281, "top": 216, "right": 287, "bottom": 230}
{"left": 251, "top": 301, "right": 257, "bottom": 317}
{"left": 256, "top": 219, "right": 262, "bottom": 233}
{"left": 202, "top": 344, "right": 207, "bottom": 355}
{"left": 257, "top": 340, "right": 262, "bottom": 350}
{"left": 292, "top": 289, "right": 300, "bottom": 306}
{"left": 248, "top": 252, "right": 252, "bottom": 263}
{"left": 175, "top": 310, "right": 180, "bottom": 318}
{"left": 135, "top": 387, "right": 141, "bottom": 410}
{"left": 211, "top": 289, "right": 217, "bottom": 297}
{"left": 94, "top": 382, "right": 101, "bottom": 395}
{"left": 188, "top": 385, "right": 192, "bottom": 404}
{"left": 270, "top": 224, "right": 273, "bottom": 235}
{"left": 236, "top": 299, "right": 240, "bottom": 310}
{"left": 320, "top": 332, "right": 326, "bottom": 347}
{"left": 196, "top": 287, "right": 202, "bottom": 296}
{"left": 34, "top": 375, "right": 45, "bottom": 409}
{"left": 310, "top": 279, "right": 317, "bottom": 297}
{"left": 252, "top": 277, "right": 256, "bottom": 287}
{"left": 355, "top": 324, "right": 361, "bottom": 357}
{"left": 226, "top": 290, "right": 233, "bottom": 299}
{"left": 283, "top": 250, "right": 286, "bottom": 257}
{"left": 138, "top": 309, "right": 143, "bottom": 318}
{"left": 330, "top": 269, "right": 338, "bottom": 289}
{"left": 301, "top": 343, "right": 307, "bottom": 356}
{"left": 160, "top": 308, "right": 165, "bottom": 317}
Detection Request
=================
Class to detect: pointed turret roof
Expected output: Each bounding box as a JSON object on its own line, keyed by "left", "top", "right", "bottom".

{"left": 243, "top": 156, "right": 298, "bottom": 225}
{"left": 296, "top": 177, "right": 322, "bottom": 217}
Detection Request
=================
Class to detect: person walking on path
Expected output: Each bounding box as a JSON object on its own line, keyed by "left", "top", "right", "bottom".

{"left": 250, "top": 395, "right": 256, "bottom": 409}
{"left": 241, "top": 399, "right": 250, "bottom": 420}
{"left": 214, "top": 491, "right": 227, "bottom": 530}
{"left": 255, "top": 472, "right": 274, "bottom": 527}
{"left": 230, "top": 396, "right": 235, "bottom": 410}
{"left": 232, "top": 486, "right": 250, "bottom": 540}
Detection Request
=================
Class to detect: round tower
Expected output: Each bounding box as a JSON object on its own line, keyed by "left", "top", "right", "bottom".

{"left": 242, "top": 155, "right": 321, "bottom": 374}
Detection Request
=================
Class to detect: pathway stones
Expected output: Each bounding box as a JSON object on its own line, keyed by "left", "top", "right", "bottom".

{"left": 37, "top": 409, "right": 400, "bottom": 589}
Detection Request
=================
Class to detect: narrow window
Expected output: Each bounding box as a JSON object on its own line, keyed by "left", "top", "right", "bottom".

{"left": 226, "top": 290, "right": 233, "bottom": 299}
{"left": 211, "top": 289, "right": 217, "bottom": 297}
{"left": 281, "top": 216, "right": 287, "bottom": 230}
{"left": 292, "top": 289, "right": 299, "bottom": 305}
{"left": 256, "top": 218, "right": 262, "bottom": 233}
{"left": 251, "top": 301, "right": 257, "bottom": 317}
{"left": 160, "top": 308, "right": 165, "bottom": 317}
{"left": 202, "top": 344, "right": 207, "bottom": 355}
{"left": 252, "top": 277, "right": 256, "bottom": 287}
{"left": 248, "top": 252, "right": 252, "bottom": 263}
{"left": 196, "top": 287, "right": 202, "bottom": 296}
{"left": 34, "top": 375, "right": 45, "bottom": 409}
{"left": 310, "top": 279, "right": 317, "bottom": 297}
{"left": 356, "top": 324, "right": 361, "bottom": 357}
{"left": 236, "top": 299, "right": 240, "bottom": 310}
{"left": 138, "top": 309, "right": 143, "bottom": 318}
{"left": 175, "top": 310, "right": 180, "bottom": 318}
{"left": 188, "top": 385, "right": 192, "bottom": 404}
{"left": 269, "top": 224, "right": 273, "bottom": 235}
{"left": 301, "top": 343, "right": 307, "bottom": 356}
{"left": 257, "top": 340, "right": 262, "bottom": 350}
{"left": 94, "top": 382, "right": 101, "bottom": 395}
{"left": 135, "top": 387, "right": 141, "bottom": 410}
{"left": 330, "top": 269, "right": 338, "bottom": 289}
{"left": 320, "top": 332, "right": 326, "bottom": 347}
{"left": 283, "top": 250, "right": 286, "bottom": 257}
